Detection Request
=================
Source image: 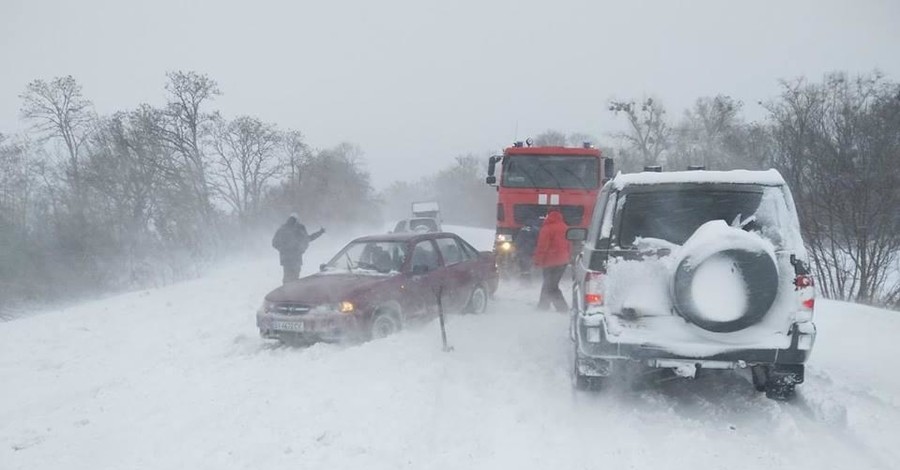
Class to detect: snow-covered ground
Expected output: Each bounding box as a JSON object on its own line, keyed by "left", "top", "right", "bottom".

{"left": 2, "top": 226, "right": 899, "bottom": 470}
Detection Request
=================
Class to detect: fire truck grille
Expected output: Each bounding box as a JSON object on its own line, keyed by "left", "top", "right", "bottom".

{"left": 513, "top": 205, "right": 584, "bottom": 225}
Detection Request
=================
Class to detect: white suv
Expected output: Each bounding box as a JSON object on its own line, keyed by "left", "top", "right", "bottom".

{"left": 568, "top": 169, "right": 816, "bottom": 400}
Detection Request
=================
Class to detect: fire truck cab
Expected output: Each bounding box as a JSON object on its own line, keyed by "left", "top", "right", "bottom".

{"left": 486, "top": 140, "right": 613, "bottom": 276}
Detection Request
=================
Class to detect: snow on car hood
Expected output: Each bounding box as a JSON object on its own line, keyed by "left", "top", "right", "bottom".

{"left": 265, "top": 273, "right": 395, "bottom": 305}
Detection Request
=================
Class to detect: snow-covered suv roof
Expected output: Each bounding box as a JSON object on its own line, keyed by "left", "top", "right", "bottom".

{"left": 612, "top": 169, "right": 785, "bottom": 189}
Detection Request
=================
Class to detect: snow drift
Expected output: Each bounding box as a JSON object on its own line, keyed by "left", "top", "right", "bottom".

{"left": 1, "top": 226, "right": 898, "bottom": 470}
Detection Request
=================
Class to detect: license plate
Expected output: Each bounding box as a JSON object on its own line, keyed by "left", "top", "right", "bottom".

{"left": 271, "top": 320, "right": 306, "bottom": 332}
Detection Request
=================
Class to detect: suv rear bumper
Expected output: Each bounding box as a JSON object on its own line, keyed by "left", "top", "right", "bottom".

{"left": 576, "top": 316, "right": 816, "bottom": 369}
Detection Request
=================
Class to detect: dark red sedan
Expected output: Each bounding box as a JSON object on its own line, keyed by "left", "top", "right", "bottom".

{"left": 257, "top": 232, "right": 499, "bottom": 343}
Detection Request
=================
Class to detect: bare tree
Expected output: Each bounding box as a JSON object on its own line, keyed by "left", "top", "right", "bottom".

{"left": 268, "top": 142, "right": 379, "bottom": 225}
{"left": 19, "top": 75, "right": 94, "bottom": 209}
{"left": 567, "top": 132, "right": 601, "bottom": 148}
{"left": 532, "top": 130, "right": 568, "bottom": 146}
{"left": 529, "top": 130, "right": 602, "bottom": 148}
{"left": 0, "top": 134, "right": 31, "bottom": 227}
{"left": 86, "top": 112, "right": 166, "bottom": 238}
{"left": 670, "top": 95, "right": 740, "bottom": 169}
{"left": 150, "top": 71, "right": 220, "bottom": 222}
{"left": 666, "top": 95, "right": 771, "bottom": 171}
{"left": 0, "top": 134, "right": 40, "bottom": 314}
{"left": 609, "top": 97, "right": 671, "bottom": 167}
{"left": 380, "top": 153, "right": 498, "bottom": 227}
{"left": 211, "top": 116, "right": 284, "bottom": 222}
{"left": 432, "top": 154, "right": 496, "bottom": 227}
{"left": 3, "top": 71, "right": 391, "bottom": 312}
{"left": 282, "top": 129, "right": 309, "bottom": 185}
{"left": 765, "top": 72, "right": 900, "bottom": 304}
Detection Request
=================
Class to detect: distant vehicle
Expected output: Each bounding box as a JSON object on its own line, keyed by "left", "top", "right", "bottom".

{"left": 485, "top": 140, "right": 614, "bottom": 276}
{"left": 411, "top": 200, "right": 441, "bottom": 220}
{"left": 568, "top": 167, "right": 816, "bottom": 400}
{"left": 257, "top": 232, "right": 499, "bottom": 344}
{"left": 391, "top": 217, "right": 441, "bottom": 233}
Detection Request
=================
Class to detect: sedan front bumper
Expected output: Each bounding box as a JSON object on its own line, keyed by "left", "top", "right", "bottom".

{"left": 257, "top": 309, "right": 364, "bottom": 343}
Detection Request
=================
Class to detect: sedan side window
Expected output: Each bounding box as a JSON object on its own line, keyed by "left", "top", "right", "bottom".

{"left": 458, "top": 239, "right": 479, "bottom": 260}
{"left": 410, "top": 240, "right": 441, "bottom": 273}
{"left": 436, "top": 237, "right": 464, "bottom": 266}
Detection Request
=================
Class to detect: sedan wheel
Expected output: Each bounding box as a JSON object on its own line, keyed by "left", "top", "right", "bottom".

{"left": 371, "top": 312, "right": 401, "bottom": 339}
{"left": 464, "top": 285, "right": 488, "bottom": 314}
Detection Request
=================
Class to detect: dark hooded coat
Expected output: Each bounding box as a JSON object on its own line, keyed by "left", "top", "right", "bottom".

{"left": 272, "top": 218, "right": 323, "bottom": 267}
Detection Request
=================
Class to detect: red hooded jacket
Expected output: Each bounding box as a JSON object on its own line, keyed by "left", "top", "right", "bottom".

{"left": 533, "top": 211, "right": 571, "bottom": 268}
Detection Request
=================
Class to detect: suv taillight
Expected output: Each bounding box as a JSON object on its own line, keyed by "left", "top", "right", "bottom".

{"left": 794, "top": 274, "right": 813, "bottom": 289}
{"left": 794, "top": 274, "right": 815, "bottom": 317}
{"left": 584, "top": 272, "right": 605, "bottom": 306}
{"left": 790, "top": 255, "right": 815, "bottom": 318}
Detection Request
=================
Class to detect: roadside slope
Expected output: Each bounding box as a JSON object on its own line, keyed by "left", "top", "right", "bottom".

{"left": 1, "top": 226, "right": 897, "bottom": 470}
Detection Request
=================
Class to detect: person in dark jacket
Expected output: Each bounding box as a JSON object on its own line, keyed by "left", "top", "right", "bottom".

{"left": 533, "top": 210, "right": 571, "bottom": 312}
{"left": 513, "top": 216, "right": 542, "bottom": 280}
{"left": 272, "top": 214, "right": 325, "bottom": 284}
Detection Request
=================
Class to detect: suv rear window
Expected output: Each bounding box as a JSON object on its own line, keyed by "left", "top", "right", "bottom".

{"left": 616, "top": 187, "right": 794, "bottom": 249}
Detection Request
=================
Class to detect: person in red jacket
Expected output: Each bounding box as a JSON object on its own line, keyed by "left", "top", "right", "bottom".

{"left": 533, "top": 210, "right": 571, "bottom": 312}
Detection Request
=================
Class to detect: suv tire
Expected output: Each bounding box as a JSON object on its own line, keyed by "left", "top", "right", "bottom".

{"left": 673, "top": 248, "right": 778, "bottom": 333}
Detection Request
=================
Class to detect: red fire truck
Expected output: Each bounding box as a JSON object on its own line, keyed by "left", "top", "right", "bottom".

{"left": 485, "top": 140, "right": 613, "bottom": 276}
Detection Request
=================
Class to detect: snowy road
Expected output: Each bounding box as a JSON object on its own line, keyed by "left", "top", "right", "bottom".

{"left": 2, "top": 226, "right": 899, "bottom": 470}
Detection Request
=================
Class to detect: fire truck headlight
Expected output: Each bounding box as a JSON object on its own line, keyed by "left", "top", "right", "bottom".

{"left": 496, "top": 234, "right": 512, "bottom": 242}
{"left": 499, "top": 242, "right": 513, "bottom": 252}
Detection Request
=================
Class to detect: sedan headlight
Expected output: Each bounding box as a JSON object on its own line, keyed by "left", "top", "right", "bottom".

{"left": 339, "top": 301, "right": 355, "bottom": 313}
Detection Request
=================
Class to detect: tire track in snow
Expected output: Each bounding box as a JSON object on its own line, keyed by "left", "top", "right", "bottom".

{"left": 777, "top": 392, "right": 892, "bottom": 470}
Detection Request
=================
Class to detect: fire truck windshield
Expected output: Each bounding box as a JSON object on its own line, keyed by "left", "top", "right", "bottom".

{"left": 501, "top": 156, "right": 599, "bottom": 189}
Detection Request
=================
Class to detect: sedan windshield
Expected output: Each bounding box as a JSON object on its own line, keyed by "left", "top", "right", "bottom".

{"left": 502, "top": 155, "right": 599, "bottom": 189}
{"left": 325, "top": 241, "right": 409, "bottom": 274}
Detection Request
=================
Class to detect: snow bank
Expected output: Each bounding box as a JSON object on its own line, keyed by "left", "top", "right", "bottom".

{"left": 2, "top": 226, "right": 899, "bottom": 470}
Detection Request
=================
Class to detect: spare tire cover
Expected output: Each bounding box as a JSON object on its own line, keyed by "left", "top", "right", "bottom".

{"left": 671, "top": 221, "right": 779, "bottom": 333}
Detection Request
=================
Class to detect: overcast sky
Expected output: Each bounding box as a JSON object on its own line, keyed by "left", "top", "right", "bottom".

{"left": 2, "top": 0, "right": 898, "bottom": 187}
